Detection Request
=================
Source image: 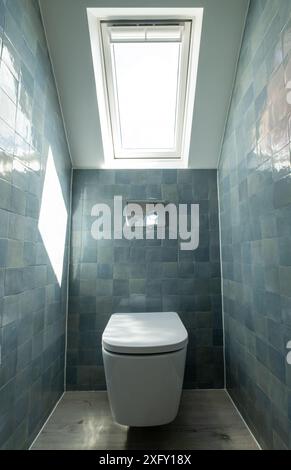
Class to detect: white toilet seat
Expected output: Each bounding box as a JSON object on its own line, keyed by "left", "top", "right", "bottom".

{"left": 102, "top": 311, "right": 188, "bottom": 355}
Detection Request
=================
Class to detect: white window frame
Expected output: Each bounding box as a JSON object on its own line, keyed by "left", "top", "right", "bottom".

{"left": 87, "top": 8, "right": 204, "bottom": 169}
{"left": 101, "top": 21, "right": 191, "bottom": 160}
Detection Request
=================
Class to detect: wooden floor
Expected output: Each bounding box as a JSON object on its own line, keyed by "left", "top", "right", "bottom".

{"left": 31, "top": 390, "right": 259, "bottom": 450}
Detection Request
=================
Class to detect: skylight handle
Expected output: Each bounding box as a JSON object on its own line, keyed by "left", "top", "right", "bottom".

{"left": 109, "top": 25, "right": 184, "bottom": 43}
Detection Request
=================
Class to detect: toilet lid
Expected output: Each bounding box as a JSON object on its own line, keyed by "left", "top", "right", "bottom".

{"left": 102, "top": 312, "right": 188, "bottom": 355}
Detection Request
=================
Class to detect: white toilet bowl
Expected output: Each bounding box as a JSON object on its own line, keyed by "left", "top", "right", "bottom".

{"left": 102, "top": 312, "right": 188, "bottom": 427}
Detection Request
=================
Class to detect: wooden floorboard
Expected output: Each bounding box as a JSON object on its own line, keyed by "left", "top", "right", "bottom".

{"left": 31, "top": 390, "right": 259, "bottom": 450}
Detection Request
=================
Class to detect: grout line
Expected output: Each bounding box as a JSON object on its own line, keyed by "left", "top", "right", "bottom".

{"left": 225, "top": 389, "right": 262, "bottom": 450}
{"left": 216, "top": 0, "right": 250, "bottom": 168}
{"left": 63, "top": 169, "right": 73, "bottom": 391}
{"left": 217, "top": 170, "right": 226, "bottom": 389}
{"left": 61, "top": 388, "right": 226, "bottom": 394}
{"left": 29, "top": 392, "right": 65, "bottom": 450}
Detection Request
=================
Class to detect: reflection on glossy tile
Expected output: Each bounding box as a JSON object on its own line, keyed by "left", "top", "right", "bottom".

{"left": 0, "top": 0, "right": 71, "bottom": 451}
{"left": 282, "top": 18, "right": 291, "bottom": 59}
{"left": 271, "top": 117, "right": 289, "bottom": 154}
{"left": 273, "top": 144, "right": 291, "bottom": 181}
{"left": 0, "top": 88, "right": 16, "bottom": 128}
{"left": 219, "top": 0, "right": 291, "bottom": 451}
{"left": 1, "top": 35, "right": 21, "bottom": 80}
{"left": 0, "top": 61, "right": 18, "bottom": 103}
{"left": 0, "top": 117, "right": 14, "bottom": 154}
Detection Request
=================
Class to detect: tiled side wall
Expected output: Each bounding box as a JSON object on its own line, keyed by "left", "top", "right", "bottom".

{"left": 0, "top": 0, "right": 71, "bottom": 449}
{"left": 68, "top": 170, "right": 223, "bottom": 391}
{"left": 219, "top": 0, "right": 291, "bottom": 450}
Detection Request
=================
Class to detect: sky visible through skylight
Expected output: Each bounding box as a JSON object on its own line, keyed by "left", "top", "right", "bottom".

{"left": 113, "top": 41, "right": 180, "bottom": 150}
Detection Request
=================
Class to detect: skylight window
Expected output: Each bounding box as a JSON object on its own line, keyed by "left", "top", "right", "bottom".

{"left": 102, "top": 22, "right": 190, "bottom": 159}
{"left": 112, "top": 40, "right": 179, "bottom": 151}
{"left": 87, "top": 9, "right": 203, "bottom": 168}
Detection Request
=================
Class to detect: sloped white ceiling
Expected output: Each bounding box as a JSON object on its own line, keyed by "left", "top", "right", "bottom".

{"left": 39, "top": 0, "right": 249, "bottom": 169}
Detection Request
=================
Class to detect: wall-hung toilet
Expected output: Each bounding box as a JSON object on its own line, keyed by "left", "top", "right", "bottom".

{"left": 102, "top": 312, "right": 188, "bottom": 427}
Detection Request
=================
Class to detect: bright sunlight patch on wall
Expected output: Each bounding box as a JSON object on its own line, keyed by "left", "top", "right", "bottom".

{"left": 38, "top": 148, "right": 68, "bottom": 286}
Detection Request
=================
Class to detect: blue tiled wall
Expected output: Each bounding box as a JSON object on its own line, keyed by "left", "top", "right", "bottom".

{"left": 0, "top": 0, "right": 71, "bottom": 449}
{"left": 67, "top": 170, "right": 223, "bottom": 391}
{"left": 219, "top": 0, "right": 291, "bottom": 450}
